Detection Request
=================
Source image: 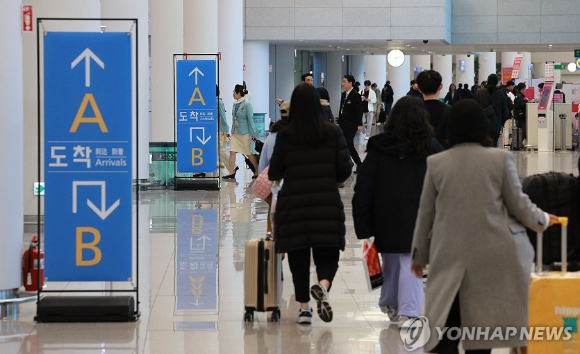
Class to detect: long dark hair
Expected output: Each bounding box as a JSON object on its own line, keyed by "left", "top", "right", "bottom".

{"left": 385, "top": 96, "right": 434, "bottom": 157}
{"left": 486, "top": 74, "right": 499, "bottom": 93}
{"left": 285, "top": 83, "right": 335, "bottom": 146}
{"left": 448, "top": 99, "right": 493, "bottom": 147}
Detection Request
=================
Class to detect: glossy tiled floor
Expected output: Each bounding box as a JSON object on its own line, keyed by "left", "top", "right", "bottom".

{"left": 3, "top": 136, "right": 579, "bottom": 354}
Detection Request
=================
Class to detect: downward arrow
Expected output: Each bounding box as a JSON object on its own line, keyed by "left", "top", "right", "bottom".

{"left": 87, "top": 199, "right": 120, "bottom": 220}
{"left": 190, "top": 127, "right": 211, "bottom": 145}
{"left": 71, "top": 48, "right": 105, "bottom": 87}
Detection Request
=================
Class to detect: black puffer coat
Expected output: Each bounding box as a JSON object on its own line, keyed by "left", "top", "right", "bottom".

{"left": 352, "top": 133, "right": 443, "bottom": 253}
{"left": 268, "top": 125, "right": 353, "bottom": 252}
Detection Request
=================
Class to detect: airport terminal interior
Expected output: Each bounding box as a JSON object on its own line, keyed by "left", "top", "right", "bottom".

{"left": 3, "top": 1, "right": 580, "bottom": 353}
{"left": 3, "top": 147, "right": 579, "bottom": 354}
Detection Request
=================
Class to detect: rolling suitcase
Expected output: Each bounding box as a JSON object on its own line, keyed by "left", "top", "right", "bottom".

{"left": 244, "top": 236, "right": 281, "bottom": 322}
{"left": 511, "top": 127, "right": 523, "bottom": 150}
{"left": 523, "top": 217, "right": 580, "bottom": 354}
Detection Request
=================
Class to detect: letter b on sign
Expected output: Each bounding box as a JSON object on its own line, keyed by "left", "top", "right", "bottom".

{"left": 191, "top": 148, "right": 203, "bottom": 165}
{"left": 76, "top": 227, "right": 102, "bottom": 266}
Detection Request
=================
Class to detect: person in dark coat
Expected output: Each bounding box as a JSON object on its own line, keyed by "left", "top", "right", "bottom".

{"left": 406, "top": 79, "right": 424, "bottom": 100}
{"left": 338, "top": 74, "right": 363, "bottom": 172}
{"left": 269, "top": 83, "right": 353, "bottom": 325}
{"left": 317, "top": 87, "right": 335, "bottom": 123}
{"left": 352, "top": 96, "right": 443, "bottom": 327}
{"left": 443, "top": 83, "right": 461, "bottom": 105}
{"left": 416, "top": 69, "right": 451, "bottom": 148}
{"left": 381, "top": 81, "right": 394, "bottom": 117}
{"left": 474, "top": 73, "right": 508, "bottom": 147}
{"left": 513, "top": 82, "right": 529, "bottom": 143}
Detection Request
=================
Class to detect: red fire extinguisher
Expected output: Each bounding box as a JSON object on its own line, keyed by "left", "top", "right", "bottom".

{"left": 22, "top": 235, "right": 44, "bottom": 291}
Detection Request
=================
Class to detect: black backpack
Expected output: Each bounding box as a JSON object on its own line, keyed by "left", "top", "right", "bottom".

{"left": 522, "top": 172, "right": 580, "bottom": 266}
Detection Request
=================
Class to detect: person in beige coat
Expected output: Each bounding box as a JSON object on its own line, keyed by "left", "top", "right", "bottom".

{"left": 410, "top": 99, "right": 558, "bottom": 353}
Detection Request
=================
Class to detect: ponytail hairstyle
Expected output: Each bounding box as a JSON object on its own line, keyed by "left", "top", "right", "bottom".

{"left": 234, "top": 83, "right": 248, "bottom": 97}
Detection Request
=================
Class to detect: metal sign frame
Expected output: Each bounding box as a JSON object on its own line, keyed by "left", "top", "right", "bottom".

{"left": 173, "top": 53, "right": 221, "bottom": 190}
{"left": 36, "top": 18, "right": 140, "bottom": 319}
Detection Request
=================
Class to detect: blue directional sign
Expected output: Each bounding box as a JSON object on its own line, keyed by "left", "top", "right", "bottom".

{"left": 176, "top": 209, "right": 218, "bottom": 313}
{"left": 44, "top": 32, "right": 132, "bottom": 281}
{"left": 176, "top": 60, "right": 217, "bottom": 173}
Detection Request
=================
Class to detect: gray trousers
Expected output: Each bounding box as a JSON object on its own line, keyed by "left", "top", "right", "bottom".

{"left": 378, "top": 253, "right": 424, "bottom": 318}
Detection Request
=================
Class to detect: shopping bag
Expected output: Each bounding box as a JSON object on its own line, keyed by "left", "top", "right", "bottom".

{"left": 362, "top": 237, "right": 384, "bottom": 292}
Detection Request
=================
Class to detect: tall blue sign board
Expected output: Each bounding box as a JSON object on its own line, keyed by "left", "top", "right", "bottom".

{"left": 44, "top": 32, "right": 132, "bottom": 281}
{"left": 176, "top": 60, "right": 217, "bottom": 173}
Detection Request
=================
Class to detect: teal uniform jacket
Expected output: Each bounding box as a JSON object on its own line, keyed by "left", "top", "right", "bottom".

{"left": 231, "top": 99, "right": 256, "bottom": 136}
{"left": 218, "top": 98, "right": 229, "bottom": 133}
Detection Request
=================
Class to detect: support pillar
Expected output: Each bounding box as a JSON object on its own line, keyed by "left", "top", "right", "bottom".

{"left": 327, "top": 53, "right": 345, "bottom": 118}
{"left": 184, "top": 1, "right": 217, "bottom": 53}
{"left": 243, "top": 41, "right": 270, "bottom": 121}
{"left": 150, "top": 0, "right": 183, "bottom": 142}
{"left": 349, "top": 55, "right": 364, "bottom": 87}
{"left": 388, "top": 55, "right": 411, "bottom": 105}
{"left": 364, "top": 55, "right": 387, "bottom": 87}
{"left": 433, "top": 54, "right": 452, "bottom": 99}
{"left": 455, "top": 54, "right": 475, "bottom": 89}
{"left": 0, "top": 0, "right": 24, "bottom": 295}
{"left": 313, "top": 53, "right": 327, "bottom": 88}
{"left": 101, "top": 0, "right": 150, "bottom": 181}
{"left": 219, "top": 0, "right": 243, "bottom": 126}
{"left": 410, "top": 55, "right": 431, "bottom": 78}
{"left": 478, "top": 52, "right": 496, "bottom": 86}
{"left": 273, "top": 45, "right": 295, "bottom": 113}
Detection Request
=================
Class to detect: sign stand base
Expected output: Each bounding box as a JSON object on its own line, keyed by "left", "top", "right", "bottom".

{"left": 35, "top": 296, "right": 138, "bottom": 322}
{"left": 174, "top": 177, "right": 219, "bottom": 191}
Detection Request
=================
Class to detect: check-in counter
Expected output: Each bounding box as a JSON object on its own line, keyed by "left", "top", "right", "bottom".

{"left": 554, "top": 103, "right": 572, "bottom": 150}
{"left": 525, "top": 103, "right": 572, "bottom": 150}
{"left": 526, "top": 103, "right": 538, "bottom": 149}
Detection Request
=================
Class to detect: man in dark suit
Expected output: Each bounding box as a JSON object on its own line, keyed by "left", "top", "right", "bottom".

{"left": 338, "top": 74, "right": 363, "bottom": 172}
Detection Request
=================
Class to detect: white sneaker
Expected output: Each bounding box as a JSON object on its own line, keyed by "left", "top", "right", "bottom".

{"left": 297, "top": 307, "right": 313, "bottom": 325}
{"left": 398, "top": 315, "right": 421, "bottom": 329}
{"left": 381, "top": 306, "right": 400, "bottom": 322}
{"left": 310, "top": 284, "right": 333, "bottom": 322}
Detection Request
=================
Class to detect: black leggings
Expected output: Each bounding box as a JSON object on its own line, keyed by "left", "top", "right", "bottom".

{"left": 433, "top": 295, "right": 491, "bottom": 354}
{"left": 286, "top": 247, "right": 340, "bottom": 303}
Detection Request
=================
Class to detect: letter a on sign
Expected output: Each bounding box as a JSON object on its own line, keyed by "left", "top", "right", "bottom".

{"left": 188, "top": 87, "right": 206, "bottom": 106}
{"left": 70, "top": 93, "right": 109, "bottom": 132}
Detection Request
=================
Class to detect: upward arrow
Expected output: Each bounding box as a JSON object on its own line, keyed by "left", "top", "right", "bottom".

{"left": 188, "top": 67, "right": 204, "bottom": 85}
{"left": 71, "top": 48, "right": 105, "bottom": 88}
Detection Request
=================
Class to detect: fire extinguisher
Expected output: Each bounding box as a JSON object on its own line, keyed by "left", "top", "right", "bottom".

{"left": 22, "top": 235, "right": 44, "bottom": 291}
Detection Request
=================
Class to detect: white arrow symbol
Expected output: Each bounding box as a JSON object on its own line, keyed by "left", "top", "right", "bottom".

{"left": 188, "top": 67, "right": 204, "bottom": 85}
{"left": 72, "top": 181, "right": 120, "bottom": 220}
{"left": 71, "top": 48, "right": 105, "bottom": 88}
{"left": 197, "top": 235, "right": 211, "bottom": 249}
{"left": 190, "top": 127, "right": 211, "bottom": 145}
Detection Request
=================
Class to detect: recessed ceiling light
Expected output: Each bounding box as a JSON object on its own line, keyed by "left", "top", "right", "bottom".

{"left": 549, "top": 44, "right": 553, "bottom": 47}
{"left": 411, "top": 47, "right": 415, "bottom": 49}
{"left": 405, "top": 44, "right": 410, "bottom": 47}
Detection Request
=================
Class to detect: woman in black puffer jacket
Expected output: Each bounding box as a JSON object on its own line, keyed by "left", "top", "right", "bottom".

{"left": 269, "top": 84, "right": 352, "bottom": 325}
